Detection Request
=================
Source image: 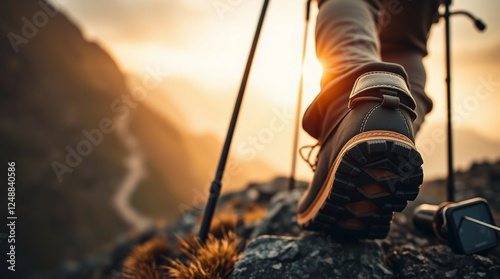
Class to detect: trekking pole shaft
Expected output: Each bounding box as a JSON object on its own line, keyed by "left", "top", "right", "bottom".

{"left": 199, "top": 0, "right": 271, "bottom": 242}
{"left": 289, "top": 0, "right": 312, "bottom": 190}
{"left": 444, "top": 0, "right": 455, "bottom": 202}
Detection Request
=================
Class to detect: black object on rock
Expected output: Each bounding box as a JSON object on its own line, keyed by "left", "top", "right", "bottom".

{"left": 413, "top": 197, "right": 500, "bottom": 255}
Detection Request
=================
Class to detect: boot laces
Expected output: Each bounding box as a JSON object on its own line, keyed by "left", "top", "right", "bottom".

{"left": 299, "top": 142, "right": 320, "bottom": 172}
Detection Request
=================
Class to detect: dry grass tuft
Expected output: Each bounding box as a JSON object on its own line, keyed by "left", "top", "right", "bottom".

{"left": 177, "top": 234, "right": 199, "bottom": 258}
{"left": 122, "top": 202, "right": 265, "bottom": 278}
{"left": 170, "top": 210, "right": 240, "bottom": 273}
{"left": 207, "top": 204, "right": 268, "bottom": 238}
{"left": 166, "top": 231, "right": 242, "bottom": 279}
{"left": 122, "top": 237, "right": 170, "bottom": 279}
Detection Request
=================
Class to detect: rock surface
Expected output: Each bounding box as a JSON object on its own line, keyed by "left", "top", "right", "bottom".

{"left": 229, "top": 174, "right": 500, "bottom": 279}
{"left": 231, "top": 235, "right": 391, "bottom": 279}
{"left": 58, "top": 162, "right": 500, "bottom": 279}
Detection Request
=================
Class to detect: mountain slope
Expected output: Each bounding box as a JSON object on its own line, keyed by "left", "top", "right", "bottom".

{"left": 0, "top": 0, "right": 133, "bottom": 273}
{"left": 416, "top": 124, "right": 500, "bottom": 179}
{"left": 0, "top": 1, "right": 275, "bottom": 276}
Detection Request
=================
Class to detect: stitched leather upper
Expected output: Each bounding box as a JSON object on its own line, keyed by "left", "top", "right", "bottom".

{"left": 298, "top": 71, "right": 417, "bottom": 214}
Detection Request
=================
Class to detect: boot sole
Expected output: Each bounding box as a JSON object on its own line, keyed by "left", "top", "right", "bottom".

{"left": 297, "top": 130, "right": 423, "bottom": 239}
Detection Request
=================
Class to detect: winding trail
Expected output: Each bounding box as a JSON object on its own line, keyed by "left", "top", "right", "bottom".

{"left": 113, "top": 115, "right": 152, "bottom": 231}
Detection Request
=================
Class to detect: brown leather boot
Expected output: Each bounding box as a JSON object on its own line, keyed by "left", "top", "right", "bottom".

{"left": 297, "top": 70, "right": 423, "bottom": 239}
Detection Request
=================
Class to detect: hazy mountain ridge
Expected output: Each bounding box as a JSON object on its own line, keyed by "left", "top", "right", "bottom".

{"left": 417, "top": 123, "right": 500, "bottom": 179}
{"left": 0, "top": 1, "right": 275, "bottom": 276}
{"left": 127, "top": 87, "right": 278, "bottom": 220}
{"left": 1, "top": 0, "right": 132, "bottom": 274}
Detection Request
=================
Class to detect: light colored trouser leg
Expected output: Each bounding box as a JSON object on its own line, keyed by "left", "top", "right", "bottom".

{"left": 316, "top": 0, "right": 383, "bottom": 88}
{"left": 308, "top": 0, "right": 440, "bottom": 137}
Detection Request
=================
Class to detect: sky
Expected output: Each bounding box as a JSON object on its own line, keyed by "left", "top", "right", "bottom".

{"left": 52, "top": 0, "right": 500, "bottom": 181}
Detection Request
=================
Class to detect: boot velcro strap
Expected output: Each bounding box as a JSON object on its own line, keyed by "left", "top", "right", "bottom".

{"left": 348, "top": 71, "right": 416, "bottom": 109}
{"left": 381, "top": 90, "right": 401, "bottom": 108}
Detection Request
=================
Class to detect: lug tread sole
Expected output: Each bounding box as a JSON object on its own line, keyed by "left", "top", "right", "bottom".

{"left": 301, "top": 138, "right": 423, "bottom": 239}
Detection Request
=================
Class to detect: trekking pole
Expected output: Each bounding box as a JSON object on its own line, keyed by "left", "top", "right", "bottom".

{"left": 289, "top": 0, "right": 313, "bottom": 190}
{"left": 198, "top": 0, "right": 271, "bottom": 243}
{"left": 441, "top": 0, "right": 486, "bottom": 202}
{"left": 443, "top": 0, "right": 454, "bottom": 202}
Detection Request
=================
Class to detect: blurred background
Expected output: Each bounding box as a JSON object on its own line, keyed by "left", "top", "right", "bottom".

{"left": 1, "top": 0, "right": 499, "bottom": 277}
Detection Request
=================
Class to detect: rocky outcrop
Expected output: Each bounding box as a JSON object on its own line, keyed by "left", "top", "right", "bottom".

{"left": 232, "top": 235, "right": 391, "bottom": 279}
{"left": 229, "top": 176, "right": 500, "bottom": 279}
{"left": 59, "top": 161, "right": 500, "bottom": 279}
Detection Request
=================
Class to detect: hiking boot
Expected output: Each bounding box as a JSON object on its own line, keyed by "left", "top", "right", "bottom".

{"left": 297, "top": 71, "right": 424, "bottom": 239}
